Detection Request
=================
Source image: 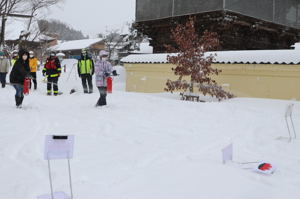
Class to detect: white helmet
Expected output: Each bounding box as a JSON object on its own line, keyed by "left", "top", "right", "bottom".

{"left": 99, "top": 50, "right": 109, "bottom": 57}
{"left": 12, "top": 50, "right": 18, "bottom": 56}
{"left": 29, "top": 51, "right": 34, "bottom": 55}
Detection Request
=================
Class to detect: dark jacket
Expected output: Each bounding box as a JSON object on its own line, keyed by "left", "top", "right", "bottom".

{"left": 9, "top": 53, "right": 30, "bottom": 84}
{"left": 43, "top": 56, "right": 62, "bottom": 78}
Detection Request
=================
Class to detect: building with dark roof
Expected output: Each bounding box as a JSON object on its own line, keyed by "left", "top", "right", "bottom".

{"left": 135, "top": 0, "right": 300, "bottom": 52}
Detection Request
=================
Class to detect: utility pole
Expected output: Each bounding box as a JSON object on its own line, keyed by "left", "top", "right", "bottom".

{"left": 0, "top": 0, "right": 8, "bottom": 48}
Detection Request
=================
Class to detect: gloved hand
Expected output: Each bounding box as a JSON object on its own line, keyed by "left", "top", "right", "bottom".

{"left": 42, "top": 72, "right": 46, "bottom": 77}
{"left": 26, "top": 75, "right": 33, "bottom": 79}
{"left": 104, "top": 72, "right": 110, "bottom": 77}
{"left": 112, "top": 70, "right": 118, "bottom": 76}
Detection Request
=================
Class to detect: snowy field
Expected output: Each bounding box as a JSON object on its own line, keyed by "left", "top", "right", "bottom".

{"left": 0, "top": 59, "right": 300, "bottom": 199}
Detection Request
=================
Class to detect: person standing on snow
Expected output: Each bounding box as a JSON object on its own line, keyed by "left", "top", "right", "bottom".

{"left": 0, "top": 51, "right": 11, "bottom": 88}
{"left": 11, "top": 50, "right": 18, "bottom": 66}
{"left": 43, "top": 51, "right": 62, "bottom": 96}
{"left": 9, "top": 49, "right": 30, "bottom": 108}
{"left": 78, "top": 48, "right": 94, "bottom": 93}
{"left": 94, "top": 50, "right": 117, "bottom": 107}
{"left": 29, "top": 51, "right": 38, "bottom": 90}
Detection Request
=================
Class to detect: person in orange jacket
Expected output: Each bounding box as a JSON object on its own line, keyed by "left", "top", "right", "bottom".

{"left": 29, "top": 51, "right": 38, "bottom": 90}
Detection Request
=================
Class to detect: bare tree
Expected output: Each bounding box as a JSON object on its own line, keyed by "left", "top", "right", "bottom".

{"left": 104, "top": 29, "right": 124, "bottom": 61}
{"left": 26, "top": 0, "right": 64, "bottom": 31}
{"left": 102, "top": 22, "right": 145, "bottom": 62}
{"left": 0, "top": 0, "right": 31, "bottom": 47}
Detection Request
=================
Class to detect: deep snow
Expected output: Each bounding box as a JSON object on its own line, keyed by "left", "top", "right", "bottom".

{"left": 0, "top": 59, "right": 299, "bottom": 199}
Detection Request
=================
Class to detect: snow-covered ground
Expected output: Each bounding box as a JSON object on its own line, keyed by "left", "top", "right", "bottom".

{"left": 0, "top": 59, "right": 300, "bottom": 199}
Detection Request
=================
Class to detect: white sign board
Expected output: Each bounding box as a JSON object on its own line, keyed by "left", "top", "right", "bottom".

{"left": 44, "top": 135, "right": 74, "bottom": 160}
{"left": 37, "top": 192, "right": 70, "bottom": 199}
{"left": 222, "top": 143, "right": 233, "bottom": 164}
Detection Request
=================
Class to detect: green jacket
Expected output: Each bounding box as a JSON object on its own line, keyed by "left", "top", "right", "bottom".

{"left": 78, "top": 56, "right": 94, "bottom": 75}
{"left": 11, "top": 58, "right": 17, "bottom": 67}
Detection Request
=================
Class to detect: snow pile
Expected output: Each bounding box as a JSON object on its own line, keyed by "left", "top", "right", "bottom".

{"left": 131, "top": 41, "right": 154, "bottom": 54}
{"left": 0, "top": 59, "right": 300, "bottom": 199}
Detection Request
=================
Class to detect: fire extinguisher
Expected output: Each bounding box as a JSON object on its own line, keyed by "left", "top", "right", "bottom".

{"left": 23, "top": 77, "right": 31, "bottom": 95}
{"left": 107, "top": 76, "right": 112, "bottom": 93}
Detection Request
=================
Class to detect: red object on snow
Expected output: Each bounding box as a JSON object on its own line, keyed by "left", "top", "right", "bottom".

{"left": 23, "top": 78, "right": 30, "bottom": 95}
{"left": 258, "top": 163, "right": 272, "bottom": 171}
{"left": 107, "top": 77, "right": 112, "bottom": 93}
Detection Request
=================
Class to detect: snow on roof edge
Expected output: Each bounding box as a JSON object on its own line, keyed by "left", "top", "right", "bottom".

{"left": 121, "top": 49, "right": 300, "bottom": 65}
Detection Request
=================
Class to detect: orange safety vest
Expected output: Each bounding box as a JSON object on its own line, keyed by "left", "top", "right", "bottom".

{"left": 29, "top": 57, "right": 38, "bottom": 72}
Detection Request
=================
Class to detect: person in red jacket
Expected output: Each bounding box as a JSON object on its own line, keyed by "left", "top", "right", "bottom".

{"left": 43, "top": 52, "right": 61, "bottom": 96}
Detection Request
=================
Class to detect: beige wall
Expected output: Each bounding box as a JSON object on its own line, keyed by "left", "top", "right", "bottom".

{"left": 124, "top": 63, "right": 300, "bottom": 100}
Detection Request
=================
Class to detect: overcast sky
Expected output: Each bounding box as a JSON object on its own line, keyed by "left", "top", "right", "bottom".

{"left": 47, "top": 0, "right": 136, "bottom": 37}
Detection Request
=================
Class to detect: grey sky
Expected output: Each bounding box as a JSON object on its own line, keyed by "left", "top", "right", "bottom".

{"left": 47, "top": 0, "right": 136, "bottom": 37}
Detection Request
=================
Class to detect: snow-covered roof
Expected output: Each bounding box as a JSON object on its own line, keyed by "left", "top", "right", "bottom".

{"left": 5, "top": 18, "right": 55, "bottom": 42}
{"left": 121, "top": 49, "right": 300, "bottom": 65}
{"left": 5, "top": 18, "right": 28, "bottom": 41}
{"left": 37, "top": 34, "right": 55, "bottom": 41}
{"left": 49, "top": 38, "right": 104, "bottom": 51}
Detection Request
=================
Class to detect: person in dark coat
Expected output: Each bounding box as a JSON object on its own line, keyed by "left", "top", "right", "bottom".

{"left": 9, "top": 49, "right": 30, "bottom": 108}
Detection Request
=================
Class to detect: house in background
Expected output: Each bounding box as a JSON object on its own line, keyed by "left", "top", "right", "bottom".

{"left": 135, "top": 0, "right": 300, "bottom": 52}
{"left": 49, "top": 38, "right": 106, "bottom": 59}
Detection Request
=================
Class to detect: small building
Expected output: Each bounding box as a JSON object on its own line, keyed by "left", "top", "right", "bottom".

{"left": 49, "top": 38, "right": 105, "bottom": 59}
{"left": 121, "top": 49, "right": 300, "bottom": 101}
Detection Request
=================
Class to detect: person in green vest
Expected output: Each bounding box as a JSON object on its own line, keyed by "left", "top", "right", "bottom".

{"left": 78, "top": 48, "right": 94, "bottom": 93}
{"left": 11, "top": 50, "right": 18, "bottom": 66}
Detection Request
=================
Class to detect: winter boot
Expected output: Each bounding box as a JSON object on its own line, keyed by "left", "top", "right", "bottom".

{"left": 15, "top": 96, "right": 18, "bottom": 106}
{"left": 95, "top": 95, "right": 107, "bottom": 107}
{"left": 15, "top": 96, "right": 22, "bottom": 108}
{"left": 19, "top": 96, "right": 24, "bottom": 105}
{"left": 95, "top": 98, "right": 100, "bottom": 107}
